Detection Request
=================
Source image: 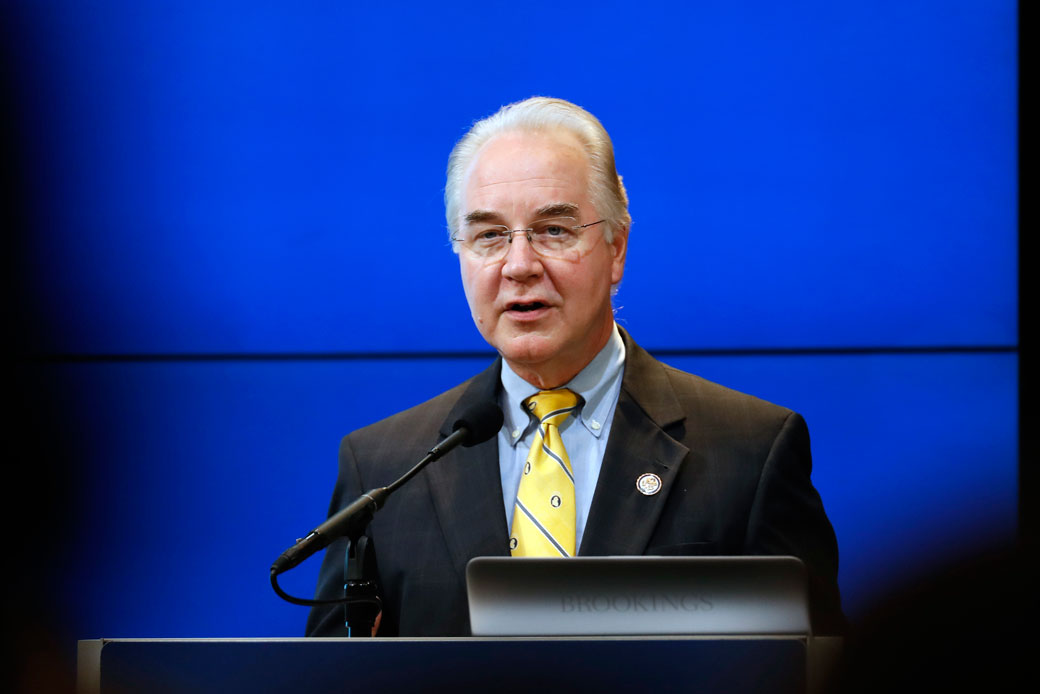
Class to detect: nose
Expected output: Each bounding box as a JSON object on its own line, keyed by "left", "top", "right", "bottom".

{"left": 500, "top": 231, "right": 543, "bottom": 281}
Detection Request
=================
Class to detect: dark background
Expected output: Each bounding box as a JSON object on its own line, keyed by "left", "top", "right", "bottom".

{"left": 2, "top": 0, "right": 1017, "bottom": 688}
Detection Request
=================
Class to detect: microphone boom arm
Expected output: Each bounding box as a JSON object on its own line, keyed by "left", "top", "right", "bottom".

{"left": 269, "top": 402, "right": 503, "bottom": 609}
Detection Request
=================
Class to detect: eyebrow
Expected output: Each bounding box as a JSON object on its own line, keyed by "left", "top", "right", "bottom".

{"left": 462, "top": 202, "right": 581, "bottom": 226}
{"left": 463, "top": 210, "right": 502, "bottom": 225}
{"left": 534, "top": 202, "right": 580, "bottom": 218}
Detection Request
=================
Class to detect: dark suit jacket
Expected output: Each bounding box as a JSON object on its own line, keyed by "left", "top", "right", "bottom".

{"left": 306, "top": 331, "right": 845, "bottom": 636}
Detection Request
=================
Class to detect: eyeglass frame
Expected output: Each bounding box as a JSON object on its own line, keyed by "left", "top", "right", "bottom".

{"left": 450, "top": 217, "right": 607, "bottom": 259}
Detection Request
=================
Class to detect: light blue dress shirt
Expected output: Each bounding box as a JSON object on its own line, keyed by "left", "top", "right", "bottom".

{"left": 497, "top": 323, "right": 626, "bottom": 552}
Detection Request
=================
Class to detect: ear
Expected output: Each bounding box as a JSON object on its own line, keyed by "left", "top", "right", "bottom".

{"left": 608, "top": 225, "right": 629, "bottom": 285}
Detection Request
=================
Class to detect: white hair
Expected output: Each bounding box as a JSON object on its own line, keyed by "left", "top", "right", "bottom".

{"left": 445, "top": 97, "right": 630, "bottom": 246}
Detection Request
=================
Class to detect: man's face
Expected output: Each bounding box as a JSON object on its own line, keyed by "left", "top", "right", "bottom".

{"left": 458, "top": 129, "right": 627, "bottom": 388}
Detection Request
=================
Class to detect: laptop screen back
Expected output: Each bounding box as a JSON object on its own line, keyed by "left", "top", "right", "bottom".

{"left": 466, "top": 555, "right": 810, "bottom": 636}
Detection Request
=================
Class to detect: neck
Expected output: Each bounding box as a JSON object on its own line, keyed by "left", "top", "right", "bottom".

{"left": 505, "top": 322, "right": 615, "bottom": 390}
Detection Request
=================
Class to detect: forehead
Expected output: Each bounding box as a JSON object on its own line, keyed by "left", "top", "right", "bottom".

{"left": 462, "top": 129, "right": 591, "bottom": 218}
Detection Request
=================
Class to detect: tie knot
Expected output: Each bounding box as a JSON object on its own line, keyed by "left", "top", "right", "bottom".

{"left": 525, "top": 389, "right": 580, "bottom": 422}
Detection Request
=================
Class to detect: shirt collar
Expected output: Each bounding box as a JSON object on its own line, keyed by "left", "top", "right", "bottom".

{"left": 499, "top": 323, "right": 626, "bottom": 446}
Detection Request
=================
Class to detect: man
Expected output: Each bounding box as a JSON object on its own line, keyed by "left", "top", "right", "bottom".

{"left": 306, "top": 97, "right": 845, "bottom": 636}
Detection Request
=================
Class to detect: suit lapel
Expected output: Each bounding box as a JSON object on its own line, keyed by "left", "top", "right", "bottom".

{"left": 579, "top": 332, "right": 690, "bottom": 556}
{"left": 423, "top": 333, "right": 692, "bottom": 562}
{"left": 424, "top": 360, "right": 511, "bottom": 575}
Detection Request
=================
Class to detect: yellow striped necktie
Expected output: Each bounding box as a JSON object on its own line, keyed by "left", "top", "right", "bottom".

{"left": 510, "top": 389, "right": 581, "bottom": 557}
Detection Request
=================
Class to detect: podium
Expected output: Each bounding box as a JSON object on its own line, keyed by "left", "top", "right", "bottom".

{"left": 78, "top": 636, "right": 842, "bottom": 693}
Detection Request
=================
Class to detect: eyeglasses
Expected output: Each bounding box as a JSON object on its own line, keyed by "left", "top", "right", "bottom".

{"left": 451, "top": 217, "right": 606, "bottom": 261}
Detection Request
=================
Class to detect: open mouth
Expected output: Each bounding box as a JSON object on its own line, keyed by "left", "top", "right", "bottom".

{"left": 508, "top": 302, "right": 547, "bottom": 312}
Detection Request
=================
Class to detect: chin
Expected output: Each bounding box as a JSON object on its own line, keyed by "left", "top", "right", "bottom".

{"left": 496, "top": 334, "right": 559, "bottom": 367}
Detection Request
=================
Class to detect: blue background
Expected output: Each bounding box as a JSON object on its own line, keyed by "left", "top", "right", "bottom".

{"left": 4, "top": 0, "right": 1017, "bottom": 649}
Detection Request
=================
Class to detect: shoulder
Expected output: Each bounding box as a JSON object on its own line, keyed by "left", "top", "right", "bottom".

{"left": 661, "top": 361, "right": 793, "bottom": 420}
{"left": 621, "top": 329, "right": 796, "bottom": 434}
{"left": 340, "top": 360, "right": 500, "bottom": 464}
{"left": 348, "top": 381, "right": 467, "bottom": 439}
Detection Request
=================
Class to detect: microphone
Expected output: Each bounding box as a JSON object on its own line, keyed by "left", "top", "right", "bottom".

{"left": 271, "top": 400, "right": 503, "bottom": 576}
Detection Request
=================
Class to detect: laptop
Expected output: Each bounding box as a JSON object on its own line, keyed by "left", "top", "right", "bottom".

{"left": 466, "top": 555, "right": 810, "bottom": 637}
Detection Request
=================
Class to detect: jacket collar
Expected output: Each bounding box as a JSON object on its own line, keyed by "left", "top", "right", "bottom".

{"left": 427, "top": 359, "right": 511, "bottom": 576}
{"left": 579, "top": 328, "right": 691, "bottom": 555}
